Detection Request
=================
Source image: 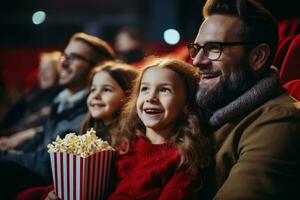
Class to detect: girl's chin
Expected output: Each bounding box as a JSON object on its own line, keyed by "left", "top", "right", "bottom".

{"left": 90, "top": 112, "right": 105, "bottom": 120}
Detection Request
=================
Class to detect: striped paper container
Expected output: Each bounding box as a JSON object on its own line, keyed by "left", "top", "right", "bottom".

{"left": 49, "top": 150, "right": 115, "bottom": 200}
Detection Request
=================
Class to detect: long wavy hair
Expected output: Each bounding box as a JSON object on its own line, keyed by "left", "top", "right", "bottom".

{"left": 81, "top": 60, "right": 138, "bottom": 147}
{"left": 118, "top": 57, "right": 211, "bottom": 180}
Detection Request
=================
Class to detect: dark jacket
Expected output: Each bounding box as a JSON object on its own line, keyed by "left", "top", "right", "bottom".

{"left": 0, "top": 86, "right": 62, "bottom": 135}
{"left": 0, "top": 91, "right": 88, "bottom": 181}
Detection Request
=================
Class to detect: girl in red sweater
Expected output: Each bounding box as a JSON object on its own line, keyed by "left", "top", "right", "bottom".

{"left": 107, "top": 58, "right": 210, "bottom": 200}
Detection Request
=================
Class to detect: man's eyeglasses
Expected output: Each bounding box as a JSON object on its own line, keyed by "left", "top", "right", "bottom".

{"left": 187, "top": 41, "right": 258, "bottom": 61}
{"left": 60, "top": 53, "right": 95, "bottom": 65}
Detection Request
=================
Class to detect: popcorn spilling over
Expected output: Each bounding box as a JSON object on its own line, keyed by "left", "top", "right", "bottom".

{"left": 47, "top": 128, "right": 113, "bottom": 157}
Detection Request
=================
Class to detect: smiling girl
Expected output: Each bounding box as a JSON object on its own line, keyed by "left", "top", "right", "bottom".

{"left": 80, "top": 61, "right": 138, "bottom": 146}
{"left": 16, "top": 61, "right": 138, "bottom": 200}
{"left": 108, "top": 58, "right": 210, "bottom": 200}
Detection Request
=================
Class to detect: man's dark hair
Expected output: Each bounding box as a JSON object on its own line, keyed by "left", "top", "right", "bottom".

{"left": 203, "top": 0, "right": 278, "bottom": 68}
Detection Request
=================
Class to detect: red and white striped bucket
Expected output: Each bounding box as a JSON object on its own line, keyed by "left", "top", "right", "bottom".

{"left": 49, "top": 150, "right": 115, "bottom": 200}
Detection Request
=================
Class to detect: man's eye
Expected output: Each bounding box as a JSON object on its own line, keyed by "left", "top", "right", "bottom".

{"left": 68, "top": 54, "right": 78, "bottom": 61}
{"left": 205, "top": 43, "right": 221, "bottom": 52}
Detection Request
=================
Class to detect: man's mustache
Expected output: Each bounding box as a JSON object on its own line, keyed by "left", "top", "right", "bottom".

{"left": 195, "top": 65, "right": 220, "bottom": 74}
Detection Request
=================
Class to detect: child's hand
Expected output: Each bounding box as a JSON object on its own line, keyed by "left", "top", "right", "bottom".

{"left": 44, "top": 189, "right": 59, "bottom": 200}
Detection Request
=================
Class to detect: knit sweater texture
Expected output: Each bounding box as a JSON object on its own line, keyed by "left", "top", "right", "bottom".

{"left": 108, "top": 136, "right": 195, "bottom": 200}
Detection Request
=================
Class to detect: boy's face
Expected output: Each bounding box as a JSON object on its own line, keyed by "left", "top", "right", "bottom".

{"left": 136, "top": 67, "right": 187, "bottom": 138}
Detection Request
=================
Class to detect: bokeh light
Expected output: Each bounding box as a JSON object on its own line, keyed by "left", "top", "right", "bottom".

{"left": 163, "top": 29, "right": 180, "bottom": 45}
{"left": 32, "top": 11, "right": 46, "bottom": 25}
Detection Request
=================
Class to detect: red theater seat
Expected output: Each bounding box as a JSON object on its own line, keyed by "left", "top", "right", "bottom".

{"left": 283, "top": 79, "right": 300, "bottom": 100}
{"left": 278, "top": 17, "right": 300, "bottom": 42}
{"left": 273, "top": 35, "right": 294, "bottom": 70}
{"left": 279, "top": 34, "right": 300, "bottom": 85}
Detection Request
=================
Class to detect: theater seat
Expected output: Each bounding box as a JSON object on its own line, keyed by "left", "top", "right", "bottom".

{"left": 283, "top": 79, "right": 300, "bottom": 100}
{"left": 278, "top": 17, "right": 300, "bottom": 42}
{"left": 24, "top": 68, "right": 39, "bottom": 92}
{"left": 273, "top": 35, "right": 294, "bottom": 71}
{"left": 167, "top": 43, "right": 190, "bottom": 62}
{"left": 279, "top": 34, "right": 300, "bottom": 85}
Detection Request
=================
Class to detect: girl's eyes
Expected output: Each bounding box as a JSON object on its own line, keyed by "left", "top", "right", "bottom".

{"left": 139, "top": 85, "right": 172, "bottom": 93}
{"left": 90, "top": 86, "right": 96, "bottom": 93}
{"left": 160, "top": 87, "right": 171, "bottom": 93}
{"left": 103, "top": 87, "right": 113, "bottom": 92}
{"left": 140, "top": 86, "right": 149, "bottom": 92}
{"left": 89, "top": 86, "right": 113, "bottom": 93}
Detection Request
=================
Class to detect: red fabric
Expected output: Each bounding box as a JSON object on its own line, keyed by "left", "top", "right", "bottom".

{"left": 280, "top": 34, "right": 300, "bottom": 84}
{"left": 283, "top": 79, "right": 300, "bottom": 100}
{"left": 273, "top": 35, "right": 294, "bottom": 71}
{"left": 290, "top": 18, "right": 300, "bottom": 36}
{"left": 278, "top": 17, "right": 300, "bottom": 42}
{"left": 24, "top": 67, "right": 40, "bottom": 92}
{"left": 278, "top": 20, "right": 290, "bottom": 42}
{"left": 15, "top": 185, "right": 54, "bottom": 200}
{"left": 0, "top": 48, "right": 39, "bottom": 96}
{"left": 108, "top": 137, "right": 195, "bottom": 200}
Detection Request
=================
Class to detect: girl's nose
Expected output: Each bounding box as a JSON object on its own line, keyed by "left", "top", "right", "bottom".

{"left": 145, "top": 91, "right": 158, "bottom": 103}
{"left": 92, "top": 89, "right": 102, "bottom": 99}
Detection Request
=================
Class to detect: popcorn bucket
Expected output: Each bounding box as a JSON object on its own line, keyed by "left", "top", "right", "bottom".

{"left": 49, "top": 150, "right": 115, "bottom": 200}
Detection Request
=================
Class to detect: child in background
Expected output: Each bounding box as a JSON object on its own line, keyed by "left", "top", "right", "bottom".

{"left": 80, "top": 60, "right": 138, "bottom": 146}
{"left": 15, "top": 60, "right": 138, "bottom": 200}
{"left": 108, "top": 58, "right": 210, "bottom": 199}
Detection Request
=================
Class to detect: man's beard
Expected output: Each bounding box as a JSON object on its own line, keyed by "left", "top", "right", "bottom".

{"left": 196, "top": 63, "right": 255, "bottom": 115}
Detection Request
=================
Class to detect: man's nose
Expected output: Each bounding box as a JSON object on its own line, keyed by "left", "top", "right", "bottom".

{"left": 192, "top": 48, "right": 211, "bottom": 66}
{"left": 60, "top": 58, "right": 69, "bottom": 68}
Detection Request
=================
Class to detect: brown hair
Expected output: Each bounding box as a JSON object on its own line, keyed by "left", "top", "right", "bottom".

{"left": 80, "top": 61, "right": 138, "bottom": 146}
{"left": 118, "top": 57, "right": 210, "bottom": 181}
{"left": 203, "top": 0, "right": 278, "bottom": 68}
{"left": 70, "top": 32, "right": 116, "bottom": 65}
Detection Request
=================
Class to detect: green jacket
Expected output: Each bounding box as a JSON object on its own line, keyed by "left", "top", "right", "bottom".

{"left": 203, "top": 93, "right": 300, "bottom": 200}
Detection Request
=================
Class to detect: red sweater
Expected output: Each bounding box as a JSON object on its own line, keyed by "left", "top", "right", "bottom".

{"left": 108, "top": 137, "right": 195, "bottom": 200}
{"left": 16, "top": 137, "right": 195, "bottom": 200}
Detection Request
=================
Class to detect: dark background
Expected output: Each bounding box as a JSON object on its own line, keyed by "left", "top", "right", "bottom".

{"left": 1, "top": 0, "right": 298, "bottom": 47}
{"left": 0, "top": 0, "right": 299, "bottom": 100}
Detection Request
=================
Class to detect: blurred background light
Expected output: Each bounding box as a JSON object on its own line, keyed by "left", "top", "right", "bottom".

{"left": 32, "top": 11, "right": 46, "bottom": 25}
{"left": 163, "top": 29, "right": 180, "bottom": 45}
